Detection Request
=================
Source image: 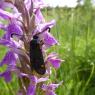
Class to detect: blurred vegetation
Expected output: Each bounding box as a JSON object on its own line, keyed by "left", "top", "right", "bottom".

{"left": 42, "top": 0, "right": 95, "bottom": 95}
{"left": 0, "top": 0, "right": 95, "bottom": 95}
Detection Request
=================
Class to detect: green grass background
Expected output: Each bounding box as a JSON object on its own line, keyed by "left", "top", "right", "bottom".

{"left": 0, "top": 0, "right": 95, "bottom": 95}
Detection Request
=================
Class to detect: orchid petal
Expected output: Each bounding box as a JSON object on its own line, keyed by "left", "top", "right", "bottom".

{"left": 0, "top": 9, "right": 21, "bottom": 20}
{"left": 0, "top": 23, "right": 6, "bottom": 30}
{"left": 27, "top": 85, "right": 36, "bottom": 95}
{"left": 30, "top": 76, "right": 37, "bottom": 83}
{"left": 48, "top": 58, "right": 62, "bottom": 69}
{"left": 0, "top": 0, "right": 18, "bottom": 13}
{"left": 27, "top": 76, "right": 37, "bottom": 95}
{"left": 37, "top": 77, "right": 48, "bottom": 83}
{"left": 0, "top": 51, "right": 16, "bottom": 66}
{"left": 47, "top": 53, "right": 63, "bottom": 68}
{"left": 43, "top": 32, "right": 58, "bottom": 47}
{"left": 24, "top": 0, "right": 32, "bottom": 12}
{"left": 0, "top": 70, "right": 12, "bottom": 82}
{"left": 33, "top": 0, "right": 46, "bottom": 8}
{"left": 42, "top": 82, "right": 63, "bottom": 95}
{"left": 33, "top": 20, "right": 56, "bottom": 35}
{"left": 42, "top": 84, "right": 57, "bottom": 95}
{"left": 5, "top": 22, "right": 23, "bottom": 40}
{"left": 0, "top": 39, "right": 17, "bottom": 48}
{"left": 46, "top": 91, "right": 56, "bottom": 95}
{"left": 34, "top": 8, "right": 45, "bottom": 24}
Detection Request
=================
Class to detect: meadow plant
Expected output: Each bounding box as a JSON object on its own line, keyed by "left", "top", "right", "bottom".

{"left": 0, "top": 0, "right": 63, "bottom": 95}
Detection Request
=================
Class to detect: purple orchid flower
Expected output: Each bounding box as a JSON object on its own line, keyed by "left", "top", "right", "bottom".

{"left": 0, "top": 8, "right": 20, "bottom": 20}
{"left": 33, "top": 0, "right": 46, "bottom": 8}
{"left": 0, "top": 38, "right": 19, "bottom": 48}
{"left": 0, "top": 51, "right": 17, "bottom": 82}
{"left": 0, "top": 50, "right": 16, "bottom": 66}
{"left": 34, "top": 8, "right": 45, "bottom": 24}
{"left": 47, "top": 53, "right": 63, "bottom": 69}
{"left": 19, "top": 73, "right": 48, "bottom": 95}
{"left": 0, "top": 0, "right": 18, "bottom": 13}
{"left": 43, "top": 31, "right": 58, "bottom": 48}
{"left": 33, "top": 20, "right": 56, "bottom": 35}
{"left": 4, "top": 21, "right": 23, "bottom": 40}
{"left": 42, "top": 81, "right": 63, "bottom": 95}
{"left": 0, "top": 62, "right": 20, "bottom": 82}
{"left": 24, "top": 0, "right": 32, "bottom": 11}
{"left": 0, "top": 23, "right": 6, "bottom": 30}
{"left": 0, "top": 0, "right": 63, "bottom": 94}
{"left": 33, "top": 20, "right": 58, "bottom": 48}
{"left": 0, "top": 38, "right": 29, "bottom": 63}
{"left": 45, "top": 53, "right": 63, "bottom": 75}
{"left": 27, "top": 76, "right": 48, "bottom": 95}
{"left": 0, "top": 70, "right": 12, "bottom": 82}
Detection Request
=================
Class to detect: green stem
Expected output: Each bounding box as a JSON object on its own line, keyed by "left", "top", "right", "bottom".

{"left": 82, "top": 63, "right": 94, "bottom": 94}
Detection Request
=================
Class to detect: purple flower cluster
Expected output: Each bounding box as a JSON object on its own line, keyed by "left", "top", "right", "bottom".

{"left": 0, "top": 0, "right": 63, "bottom": 95}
